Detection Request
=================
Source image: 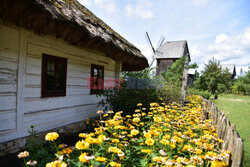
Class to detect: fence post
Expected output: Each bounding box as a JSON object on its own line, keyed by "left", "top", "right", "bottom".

{"left": 181, "top": 55, "right": 189, "bottom": 107}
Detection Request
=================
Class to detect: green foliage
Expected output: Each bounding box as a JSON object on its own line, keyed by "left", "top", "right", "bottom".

{"left": 25, "top": 125, "right": 56, "bottom": 167}
{"left": 232, "top": 68, "right": 250, "bottom": 95}
{"left": 160, "top": 56, "right": 186, "bottom": 87}
{"left": 187, "top": 88, "right": 212, "bottom": 99}
{"left": 194, "top": 58, "right": 233, "bottom": 96}
{"left": 157, "top": 82, "right": 182, "bottom": 103}
{"left": 97, "top": 68, "right": 161, "bottom": 115}
{"left": 189, "top": 62, "right": 198, "bottom": 69}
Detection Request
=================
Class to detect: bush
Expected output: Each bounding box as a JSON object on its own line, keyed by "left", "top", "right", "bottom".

{"left": 97, "top": 68, "right": 161, "bottom": 116}
{"left": 187, "top": 88, "right": 212, "bottom": 99}
{"left": 157, "top": 82, "right": 181, "bottom": 103}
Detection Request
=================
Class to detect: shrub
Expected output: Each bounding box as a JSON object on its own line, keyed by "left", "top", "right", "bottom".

{"left": 97, "top": 68, "right": 161, "bottom": 116}
{"left": 187, "top": 88, "right": 212, "bottom": 99}
{"left": 157, "top": 82, "right": 181, "bottom": 103}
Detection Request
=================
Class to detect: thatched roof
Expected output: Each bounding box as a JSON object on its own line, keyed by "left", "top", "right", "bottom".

{"left": 0, "top": 0, "right": 148, "bottom": 71}
{"left": 153, "top": 41, "right": 191, "bottom": 61}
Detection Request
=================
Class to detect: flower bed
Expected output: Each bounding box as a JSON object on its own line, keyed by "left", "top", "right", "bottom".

{"left": 18, "top": 95, "right": 230, "bottom": 167}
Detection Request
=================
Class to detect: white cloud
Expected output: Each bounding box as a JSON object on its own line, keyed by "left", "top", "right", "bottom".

{"left": 189, "top": 45, "right": 201, "bottom": 60}
{"left": 125, "top": 1, "right": 154, "bottom": 19}
{"left": 203, "top": 27, "right": 250, "bottom": 74}
{"left": 93, "top": 0, "right": 116, "bottom": 13}
{"left": 78, "top": 0, "right": 91, "bottom": 6}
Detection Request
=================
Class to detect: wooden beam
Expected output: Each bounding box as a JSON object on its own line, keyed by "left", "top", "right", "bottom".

{"left": 16, "top": 28, "right": 27, "bottom": 130}
{"left": 181, "top": 55, "right": 189, "bottom": 107}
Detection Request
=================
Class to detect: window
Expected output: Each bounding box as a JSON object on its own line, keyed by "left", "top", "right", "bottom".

{"left": 90, "top": 64, "right": 104, "bottom": 94}
{"left": 41, "top": 54, "right": 67, "bottom": 97}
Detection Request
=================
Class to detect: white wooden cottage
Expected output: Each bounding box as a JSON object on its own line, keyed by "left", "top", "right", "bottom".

{"left": 0, "top": 0, "right": 148, "bottom": 144}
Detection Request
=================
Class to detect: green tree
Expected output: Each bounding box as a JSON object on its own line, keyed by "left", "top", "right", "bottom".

{"left": 160, "top": 56, "right": 186, "bottom": 87}
{"left": 232, "top": 67, "right": 250, "bottom": 95}
{"left": 160, "top": 56, "right": 198, "bottom": 87}
{"left": 194, "top": 58, "right": 232, "bottom": 98}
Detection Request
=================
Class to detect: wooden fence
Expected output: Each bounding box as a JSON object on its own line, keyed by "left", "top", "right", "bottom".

{"left": 203, "top": 98, "right": 244, "bottom": 167}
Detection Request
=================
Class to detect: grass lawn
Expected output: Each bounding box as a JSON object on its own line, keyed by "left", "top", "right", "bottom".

{"left": 212, "top": 94, "right": 250, "bottom": 167}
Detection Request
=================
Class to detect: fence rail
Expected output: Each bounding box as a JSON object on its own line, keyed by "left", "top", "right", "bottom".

{"left": 202, "top": 98, "right": 244, "bottom": 167}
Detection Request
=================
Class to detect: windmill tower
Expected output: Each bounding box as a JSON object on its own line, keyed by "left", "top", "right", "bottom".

{"left": 145, "top": 32, "right": 165, "bottom": 67}
{"left": 145, "top": 34, "right": 191, "bottom": 107}
{"left": 153, "top": 40, "right": 191, "bottom": 75}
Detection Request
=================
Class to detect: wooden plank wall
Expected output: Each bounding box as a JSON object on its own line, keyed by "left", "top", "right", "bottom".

{"left": 0, "top": 23, "right": 121, "bottom": 143}
{"left": 0, "top": 24, "right": 18, "bottom": 132}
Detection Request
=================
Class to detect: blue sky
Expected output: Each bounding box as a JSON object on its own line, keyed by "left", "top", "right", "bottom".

{"left": 78, "top": 0, "right": 250, "bottom": 74}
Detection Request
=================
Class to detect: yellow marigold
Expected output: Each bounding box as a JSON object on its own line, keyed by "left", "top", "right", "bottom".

{"left": 112, "top": 139, "right": 120, "bottom": 143}
{"left": 137, "top": 103, "right": 142, "bottom": 106}
{"left": 132, "top": 117, "right": 140, "bottom": 123}
{"left": 17, "top": 151, "right": 29, "bottom": 158}
{"left": 170, "top": 141, "right": 176, "bottom": 149}
{"left": 152, "top": 156, "right": 167, "bottom": 163}
{"left": 182, "top": 144, "right": 194, "bottom": 151}
{"left": 79, "top": 133, "right": 88, "bottom": 138}
{"left": 194, "top": 148, "right": 203, "bottom": 154}
{"left": 211, "top": 160, "right": 228, "bottom": 167}
{"left": 96, "top": 156, "right": 107, "bottom": 162}
{"left": 46, "top": 160, "right": 67, "bottom": 167}
{"left": 75, "top": 140, "right": 90, "bottom": 150}
{"left": 85, "top": 137, "right": 95, "bottom": 144}
{"left": 163, "top": 134, "right": 171, "bottom": 139}
{"left": 110, "top": 161, "right": 121, "bottom": 167}
{"left": 153, "top": 116, "right": 162, "bottom": 123}
{"left": 58, "top": 144, "right": 67, "bottom": 149}
{"left": 144, "top": 132, "right": 152, "bottom": 138}
{"left": 145, "top": 138, "right": 155, "bottom": 146}
{"left": 62, "top": 147, "right": 72, "bottom": 154}
{"left": 45, "top": 132, "right": 59, "bottom": 141}
{"left": 135, "top": 109, "right": 141, "bottom": 113}
{"left": 131, "top": 129, "right": 139, "bottom": 136}
{"left": 97, "top": 110, "right": 104, "bottom": 114}
{"left": 108, "top": 147, "right": 122, "bottom": 154}
{"left": 160, "top": 139, "right": 170, "bottom": 145}
{"left": 79, "top": 152, "right": 88, "bottom": 163}
{"left": 150, "top": 103, "right": 156, "bottom": 107}
{"left": 141, "top": 149, "right": 152, "bottom": 154}
{"left": 94, "top": 138, "right": 103, "bottom": 144}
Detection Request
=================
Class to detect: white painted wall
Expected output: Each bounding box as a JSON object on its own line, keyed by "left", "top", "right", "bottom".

{"left": 0, "top": 23, "right": 121, "bottom": 143}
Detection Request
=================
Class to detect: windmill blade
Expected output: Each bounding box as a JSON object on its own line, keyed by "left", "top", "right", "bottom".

{"left": 159, "top": 37, "right": 165, "bottom": 47}
{"left": 145, "top": 32, "right": 155, "bottom": 53}
{"left": 156, "top": 36, "right": 165, "bottom": 49}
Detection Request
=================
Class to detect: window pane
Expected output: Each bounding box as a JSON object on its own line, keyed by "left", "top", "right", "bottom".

{"left": 47, "top": 60, "right": 55, "bottom": 90}
{"left": 56, "top": 63, "right": 65, "bottom": 90}
{"left": 99, "top": 69, "right": 103, "bottom": 79}
{"left": 94, "top": 68, "right": 98, "bottom": 76}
